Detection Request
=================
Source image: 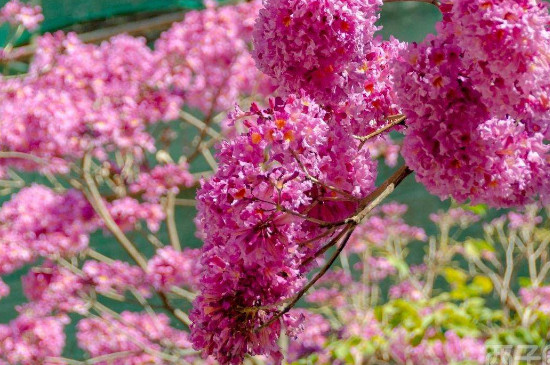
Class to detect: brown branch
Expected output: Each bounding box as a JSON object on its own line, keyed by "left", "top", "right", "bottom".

{"left": 291, "top": 150, "right": 357, "bottom": 201}
{"left": 355, "top": 115, "right": 406, "bottom": 149}
{"left": 258, "top": 227, "right": 355, "bottom": 330}
{"left": 346, "top": 165, "right": 412, "bottom": 225}
{"left": 257, "top": 165, "right": 413, "bottom": 330}
{"left": 301, "top": 225, "right": 352, "bottom": 268}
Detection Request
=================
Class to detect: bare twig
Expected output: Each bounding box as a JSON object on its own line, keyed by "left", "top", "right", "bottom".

{"left": 258, "top": 228, "right": 355, "bottom": 330}
{"left": 355, "top": 115, "right": 406, "bottom": 149}
{"left": 82, "top": 153, "right": 148, "bottom": 269}
{"left": 165, "top": 192, "right": 181, "bottom": 251}
{"left": 179, "top": 110, "right": 221, "bottom": 139}
{"left": 257, "top": 165, "right": 413, "bottom": 329}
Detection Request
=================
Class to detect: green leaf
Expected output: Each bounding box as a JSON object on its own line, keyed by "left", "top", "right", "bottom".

{"left": 464, "top": 238, "right": 495, "bottom": 259}
{"left": 463, "top": 204, "right": 488, "bottom": 216}
{"left": 470, "top": 275, "right": 493, "bottom": 294}
{"left": 444, "top": 267, "right": 468, "bottom": 286}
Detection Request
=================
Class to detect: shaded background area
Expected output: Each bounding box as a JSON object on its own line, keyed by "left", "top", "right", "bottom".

{"left": 0, "top": 0, "right": 497, "bottom": 358}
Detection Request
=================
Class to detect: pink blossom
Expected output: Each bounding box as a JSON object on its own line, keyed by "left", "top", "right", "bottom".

{"left": 429, "top": 207, "right": 481, "bottom": 228}
{"left": 77, "top": 311, "right": 193, "bottom": 365}
{"left": 286, "top": 309, "right": 331, "bottom": 362}
{"left": 0, "top": 0, "right": 43, "bottom": 30}
{"left": 0, "top": 185, "right": 97, "bottom": 274}
{"left": 146, "top": 246, "right": 202, "bottom": 291}
{"left": 0, "top": 314, "right": 67, "bottom": 365}
{"left": 107, "top": 197, "right": 165, "bottom": 233}
{"left": 443, "top": 0, "right": 550, "bottom": 126}
{"left": 0, "top": 32, "right": 183, "bottom": 174}
{"left": 520, "top": 286, "right": 550, "bottom": 315}
{"left": 332, "top": 37, "right": 407, "bottom": 136}
{"left": 390, "top": 329, "right": 486, "bottom": 365}
{"left": 389, "top": 280, "right": 424, "bottom": 301}
{"left": 394, "top": 33, "right": 550, "bottom": 207}
{"left": 341, "top": 310, "right": 382, "bottom": 340}
{"left": 366, "top": 135, "right": 401, "bottom": 167}
{"left": 253, "top": 0, "right": 382, "bottom": 104}
{"left": 155, "top": 0, "right": 274, "bottom": 114}
{"left": 348, "top": 203, "right": 426, "bottom": 252}
{"left": 191, "top": 95, "right": 377, "bottom": 364}
{"left": 82, "top": 260, "right": 150, "bottom": 297}
{"left": 21, "top": 262, "right": 88, "bottom": 315}
{"left": 507, "top": 209, "right": 542, "bottom": 230}
{"left": 130, "top": 162, "right": 194, "bottom": 202}
{"left": 366, "top": 256, "right": 396, "bottom": 282}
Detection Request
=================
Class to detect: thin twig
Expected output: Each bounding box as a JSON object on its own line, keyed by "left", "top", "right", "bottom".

{"left": 257, "top": 165, "right": 413, "bottom": 330}
{"left": 165, "top": 192, "right": 181, "bottom": 251}
{"left": 179, "top": 110, "right": 221, "bottom": 139}
{"left": 259, "top": 228, "right": 356, "bottom": 330}
{"left": 355, "top": 115, "right": 406, "bottom": 149}
{"left": 174, "top": 198, "right": 197, "bottom": 207}
{"left": 301, "top": 226, "right": 352, "bottom": 268}
{"left": 0, "top": 151, "right": 48, "bottom": 165}
{"left": 82, "top": 153, "right": 148, "bottom": 269}
{"left": 291, "top": 150, "right": 357, "bottom": 201}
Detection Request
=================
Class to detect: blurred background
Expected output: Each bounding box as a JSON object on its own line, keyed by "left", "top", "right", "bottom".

{"left": 0, "top": 0, "right": 511, "bottom": 358}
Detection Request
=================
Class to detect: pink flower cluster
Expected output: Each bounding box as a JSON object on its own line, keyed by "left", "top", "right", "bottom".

{"left": 449, "top": 0, "right": 550, "bottom": 124}
{"left": 389, "top": 280, "right": 424, "bottom": 301}
{"left": 0, "top": 33, "right": 182, "bottom": 174}
{"left": 306, "top": 270, "right": 354, "bottom": 308}
{"left": 146, "top": 246, "right": 202, "bottom": 291}
{"left": 393, "top": 0, "right": 550, "bottom": 207}
{"left": 507, "top": 208, "right": 542, "bottom": 230}
{"left": 130, "top": 162, "right": 194, "bottom": 202}
{"left": 107, "top": 197, "right": 165, "bottom": 233}
{"left": 0, "top": 185, "right": 97, "bottom": 275}
{"left": 1, "top": 0, "right": 274, "bottom": 175}
{"left": 253, "top": 0, "right": 382, "bottom": 104}
{"left": 77, "top": 311, "right": 192, "bottom": 365}
{"left": 21, "top": 262, "right": 88, "bottom": 316}
{"left": 365, "top": 256, "right": 397, "bottom": 282}
{"left": 82, "top": 260, "right": 150, "bottom": 297}
{"left": 155, "top": 0, "right": 275, "bottom": 113}
{"left": 192, "top": 95, "right": 376, "bottom": 363}
{"left": 366, "top": 135, "right": 400, "bottom": 167}
{"left": 0, "top": 0, "right": 43, "bottom": 30}
{"left": 0, "top": 314, "right": 67, "bottom": 365}
{"left": 333, "top": 37, "right": 407, "bottom": 136}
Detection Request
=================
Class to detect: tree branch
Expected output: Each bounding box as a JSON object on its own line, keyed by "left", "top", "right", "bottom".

{"left": 257, "top": 165, "right": 413, "bottom": 330}
{"left": 165, "top": 192, "right": 181, "bottom": 251}
{"left": 355, "top": 115, "right": 406, "bottom": 149}
{"left": 82, "top": 153, "right": 148, "bottom": 269}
